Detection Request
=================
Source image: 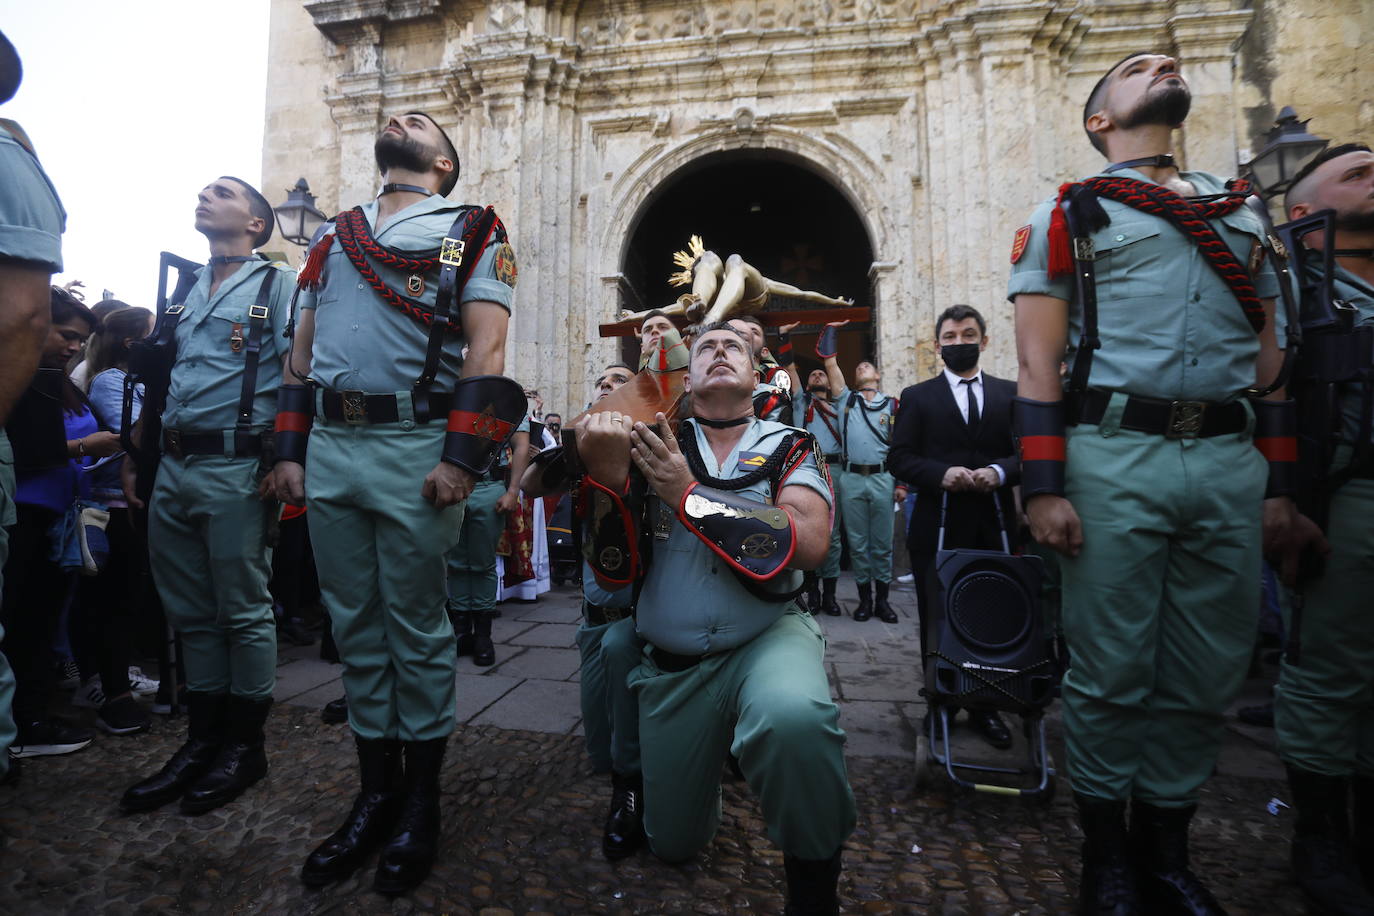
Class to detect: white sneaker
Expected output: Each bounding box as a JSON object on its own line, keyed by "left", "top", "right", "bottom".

{"left": 127, "top": 666, "right": 160, "bottom": 697}
{"left": 896, "top": 573, "right": 915, "bottom": 584}
{"left": 71, "top": 677, "right": 106, "bottom": 710}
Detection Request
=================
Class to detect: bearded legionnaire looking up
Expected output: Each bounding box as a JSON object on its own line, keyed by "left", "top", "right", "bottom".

{"left": 577, "top": 322, "right": 855, "bottom": 914}
{"left": 727, "top": 315, "right": 792, "bottom": 424}
{"left": 823, "top": 327, "right": 899, "bottom": 624}
{"left": 1010, "top": 53, "right": 1294, "bottom": 914}
{"left": 266, "top": 112, "right": 523, "bottom": 895}
{"left": 118, "top": 177, "right": 293, "bottom": 816}
{"left": 1272, "top": 143, "right": 1374, "bottom": 916}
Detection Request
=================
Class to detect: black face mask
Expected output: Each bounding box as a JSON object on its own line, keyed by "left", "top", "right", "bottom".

{"left": 941, "top": 343, "right": 980, "bottom": 373}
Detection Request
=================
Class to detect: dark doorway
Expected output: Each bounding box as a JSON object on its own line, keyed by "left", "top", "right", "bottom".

{"left": 619, "top": 151, "right": 875, "bottom": 377}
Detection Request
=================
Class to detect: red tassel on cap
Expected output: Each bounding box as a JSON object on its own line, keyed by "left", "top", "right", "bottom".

{"left": 297, "top": 232, "right": 334, "bottom": 290}
{"left": 1046, "top": 183, "right": 1074, "bottom": 281}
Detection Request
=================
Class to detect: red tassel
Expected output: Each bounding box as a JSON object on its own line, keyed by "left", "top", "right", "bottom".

{"left": 297, "top": 232, "right": 334, "bottom": 290}
{"left": 1046, "top": 183, "right": 1074, "bottom": 281}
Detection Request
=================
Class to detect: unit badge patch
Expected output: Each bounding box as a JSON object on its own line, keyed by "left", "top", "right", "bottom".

{"left": 407, "top": 273, "right": 425, "bottom": 296}
{"left": 494, "top": 242, "right": 518, "bottom": 288}
{"left": 1010, "top": 225, "right": 1032, "bottom": 264}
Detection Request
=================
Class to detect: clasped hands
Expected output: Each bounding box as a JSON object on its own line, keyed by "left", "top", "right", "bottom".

{"left": 576, "top": 410, "right": 693, "bottom": 505}
{"left": 941, "top": 465, "right": 1001, "bottom": 493}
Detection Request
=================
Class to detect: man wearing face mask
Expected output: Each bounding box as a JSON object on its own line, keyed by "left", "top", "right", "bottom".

{"left": 888, "top": 304, "right": 1020, "bottom": 750}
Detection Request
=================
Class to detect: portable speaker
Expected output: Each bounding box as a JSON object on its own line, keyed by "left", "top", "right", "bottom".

{"left": 923, "top": 545, "right": 1056, "bottom": 713}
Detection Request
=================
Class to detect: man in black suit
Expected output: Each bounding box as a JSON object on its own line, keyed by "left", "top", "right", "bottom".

{"left": 888, "top": 304, "right": 1020, "bottom": 749}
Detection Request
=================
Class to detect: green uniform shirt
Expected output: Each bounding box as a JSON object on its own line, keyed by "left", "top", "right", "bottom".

{"left": 162, "top": 258, "right": 294, "bottom": 432}
{"left": 299, "top": 195, "right": 514, "bottom": 393}
{"left": 793, "top": 391, "right": 843, "bottom": 457}
{"left": 0, "top": 123, "right": 65, "bottom": 271}
{"left": 1007, "top": 169, "right": 1280, "bottom": 402}
{"left": 837, "top": 386, "right": 895, "bottom": 466}
{"left": 636, "top": 418, "right": 832, "bottom": 656}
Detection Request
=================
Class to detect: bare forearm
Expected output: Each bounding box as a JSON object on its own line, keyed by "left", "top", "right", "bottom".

{"left": 824, "top": 357, "right": 845, "bottom": 399}
{"left": 506, "top": 431, "right": 532, "bottom": 494}
{"left": 1014, "top": 294, "right": 1069, "bottom": 402}
{"left": 0, "top": 264, "right": 53, "bottom": 424}
{"left": 781, "top": 485, "right": 831, "bottom": 569}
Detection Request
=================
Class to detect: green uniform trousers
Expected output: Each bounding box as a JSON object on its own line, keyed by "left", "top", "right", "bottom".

{"left": 839, "top": 468, "right": 893, "bottom": 584}
{"left": 148, "top": 453, "right": 277, "bottom": 698}
{"left": 1061, "top": 417, "right": 1265, "bottom": 805}
{"left": 446, "top": 477, "right": 504, "bottom": 615}
{"left": 307, "top": 420, "right": 463, "bottom": 741}
{"left": 816, "top": 468, "right": 844, "bottom": 580}
{"left": 0, "top": 435, "right": 18, "bottom": 774}
{"left": 1276, "top": 477, "right": 1374, "bottom": 776}
{"left": 575, "top": 614, "right": 642, "bottom": 775}
{"left": 628, "top": 610, "right": 856, "bottom": 862}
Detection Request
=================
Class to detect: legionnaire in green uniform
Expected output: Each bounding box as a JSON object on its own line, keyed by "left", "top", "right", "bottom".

{"left": 1273, "top": 143, "right": 1374, "bottom": 915}
{"left": 778, "top": 320, "right": 847, "bottom": 617}
{"left": 577, "top": 323, "right": 855, "bottom": 914}
{"left": 1010, "top": 53, "right": 1294, "bottom": 914}
{"left": 119, "top": 177, "right": 293, "bottom": 815}
{"left": 727, "top": 314, "right": 792, "bottom": 423}
{"left": 0, "top": 29, "right": 64, "bottom": 782}
{"left": 267, "top": 112, "right": 522, "bottom": 894}
{"left": 828, "top": 339, "right": 899, "bottom": 623}
{"left": 448, "top": 413, "right": 531, "bottom": 667}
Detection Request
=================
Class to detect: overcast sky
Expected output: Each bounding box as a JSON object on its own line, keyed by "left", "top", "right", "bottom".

{"left": 5, "top": 1, "right": 271, "bottom": 308}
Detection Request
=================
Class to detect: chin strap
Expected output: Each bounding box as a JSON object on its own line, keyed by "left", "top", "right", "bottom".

{"left": 273, "top": 383, "right": 314, "bottom": 465}
{"left": 1013, "top": 396, "right": 1067, "bottom": 498}
{"left": 1251, "top": 398, "right": 1298, "bottom": 498}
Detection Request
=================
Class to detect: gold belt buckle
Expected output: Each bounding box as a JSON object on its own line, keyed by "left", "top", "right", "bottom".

{"left": 1166, "top": 401, "right": 1206, "bottom": 439}
{"left": 341, "top": 390, "right": 368, "bottom": 425}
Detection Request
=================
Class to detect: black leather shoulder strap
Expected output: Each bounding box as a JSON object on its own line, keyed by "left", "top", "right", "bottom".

{"left": 234, "top": 266, "right": 283, "bottom": 454}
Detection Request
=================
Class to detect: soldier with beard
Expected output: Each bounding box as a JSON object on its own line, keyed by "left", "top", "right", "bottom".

{"left": 728, "top": 315, "right": 792, "bottom": 423}
{"left": 266, "top": 112, "right": 519, "bottom": 895}
{"left": 1010, "top": 54, "right": 1292, "bottom": 913}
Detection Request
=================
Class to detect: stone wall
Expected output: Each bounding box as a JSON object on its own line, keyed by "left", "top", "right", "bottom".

{"left": 261, "top": 0, "right": 1364, "bottom": 412}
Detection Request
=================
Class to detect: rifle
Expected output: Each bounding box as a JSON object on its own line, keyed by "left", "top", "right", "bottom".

{"left": 123, "top": 251, "right": 202, "bottom": 504}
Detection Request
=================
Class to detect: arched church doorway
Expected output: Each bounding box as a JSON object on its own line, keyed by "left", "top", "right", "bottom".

{"left": 618, "top": 151, "right": 875, "bottom": 378}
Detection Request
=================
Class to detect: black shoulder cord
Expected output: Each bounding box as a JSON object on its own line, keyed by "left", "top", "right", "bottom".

{"left": 677, "top": 421, "right": 808, "bottom": 603}
{"left": 413, "top": 205, "right": 498, "bottom": 423}
{"left": 234, "top": 267, "right": 282, "bottom": 456}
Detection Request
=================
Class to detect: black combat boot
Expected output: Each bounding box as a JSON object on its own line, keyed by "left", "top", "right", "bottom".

{"left": 451, "top": 605, "right": 474, "bottom": 657}
{"left": 1130, "top": 800, "right": 1225, "bottom": 914}
{"left": 472, "top": 612, "right": 496, "bottom": 667}
{"left": 301, "top": 736, "right": 404, "bottom": 886}
{"left": 181, "top": 695, "right": 272, "bottom": 814}
{"left": 1286, "top": 765, "right": 1374, "bottom": 914}
{"left": 1355, "top": 775, "right": 1374, "bottom": 892}
{"left": 783, "top": 848, "right": 842, "bottom": 916}
{"left": 602, "top": 770, "right": 645, "bottom": 860}
{"left": 1075, "top": 793, "right": 1140, "bottom": 914}
{"left": 805, "top": 576, "right": 823, "bottom": 616}
{"left": 853, "top": 582, "right": 873, "bottom": 621}
{"left": 820, "top": 577, "right": 841, "bottom": 616}
{"left": 374, "top": 738, "right": 446, "bottom": 894}
{"left": 120, "top": 690, "right": 226, "bottom": 813}
{"left": 873, "top": 580, "right": 898, "bottom": 623}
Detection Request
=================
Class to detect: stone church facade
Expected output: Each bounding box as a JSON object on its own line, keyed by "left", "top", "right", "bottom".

{"left": 262, "top": 0, "right": 1373, "bottom": 412}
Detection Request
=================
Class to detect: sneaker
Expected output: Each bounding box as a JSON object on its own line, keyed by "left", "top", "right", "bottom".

{"left": 55, "top": 658, "right": 81, "bottom": 691}
{"left": 127, "top": 667, "right": 160, "bottom": 697}
{"left": 97, "top": 696, "right": 151, "bottom": 735}
{"left": 11, "top": 720, "right": 95, "bottom": 758}
{"left": 896, "top": 573, "right": 915, "bottom": 584}
{"left": 71, "top": 677, "right": 106, "bottom": 710}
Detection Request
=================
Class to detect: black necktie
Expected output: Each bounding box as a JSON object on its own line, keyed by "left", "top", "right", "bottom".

{"left": 962, "top": 378, "right": 980, "bottom": 428}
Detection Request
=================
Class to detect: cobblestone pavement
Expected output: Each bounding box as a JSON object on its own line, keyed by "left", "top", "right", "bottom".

{"left": 0, "top": 580, "right": 1311, "bottom": 914}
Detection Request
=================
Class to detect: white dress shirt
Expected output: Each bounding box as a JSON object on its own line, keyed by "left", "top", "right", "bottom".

{"left": 942, "top": 367, "right": 1005, "bottom": 484}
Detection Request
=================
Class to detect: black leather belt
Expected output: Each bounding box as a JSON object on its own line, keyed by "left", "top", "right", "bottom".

{"left": 823, "top": 453, "right": 841, "bottom": 464}
{"left": 319, "top": 390, "right": 452, "bottom": 425}
{"left": 1068, "top": 389, "right": 1247, "bottom": 439}
{"left": 584, "top": 601, "right": 629, "bottom": 628}
{"left": 485, "top": 467, "right": 507, "bottom": 483}
{"left": 651, "top": 646, "right": 703, "bottom": 673}
{"left": 845, "top": 462, "right": 887, "bottom": 475}
{"left": 163, "top": 429, "right": 263, "bottom": 459}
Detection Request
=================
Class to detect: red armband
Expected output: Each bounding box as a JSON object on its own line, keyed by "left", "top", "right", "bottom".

{"left": 1013, "top": 396, "right": 1066, "bottom": 498}
{"left": 1252, "top": 398, "right": 1297, "bottom": 498}
{"left": 273, "top": 384, "right": 314, "bottom": 465}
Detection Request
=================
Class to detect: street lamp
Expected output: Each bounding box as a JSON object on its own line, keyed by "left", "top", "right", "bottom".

{"left": 273, "top": 178, "right": 327, "bottom": 246}
{"left": 1244, "top": 107, "right": 1329, "bottom": 200}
